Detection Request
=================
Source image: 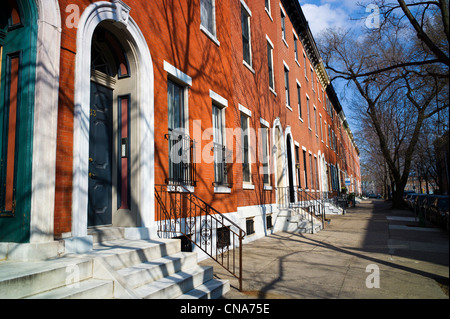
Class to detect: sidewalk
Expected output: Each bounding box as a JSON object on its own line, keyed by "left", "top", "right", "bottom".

{"left": 200, "top": 199, "right": 449, "bottom": 299}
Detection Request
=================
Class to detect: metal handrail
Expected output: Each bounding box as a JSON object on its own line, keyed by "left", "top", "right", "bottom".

{"left": 296, "top": 187, "right": 326, "bottom": 229}
{"left": 165, "top": 130, "right": 197, "bottom": 186}
{"left": 276, "top": 186, "right": 326, "bottom": 232}
{"left": 155, "top": 184, "right": 245, "bottom": 291}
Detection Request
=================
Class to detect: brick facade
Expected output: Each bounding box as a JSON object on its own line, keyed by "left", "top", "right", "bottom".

{"left": 1, "top": 0, "right": 360, "bottom": 244}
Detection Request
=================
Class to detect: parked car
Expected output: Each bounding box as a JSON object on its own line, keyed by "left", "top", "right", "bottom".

{"left": 403, "top": 190, "right": 416, "bottom": 198}
{"left": 407, "top": 194, "right": 418, "bottom": 210}
{"left": 404, "top": 193, "right": 417, "bottom": 208}
{"left": 422, "top": 195, "right": 439, "bottom": 222}
{"left": 427, "top": 195, "right": 449, "bottom": 230}
{"left": 414, "top": 194, "right": 428, "bottom": 218}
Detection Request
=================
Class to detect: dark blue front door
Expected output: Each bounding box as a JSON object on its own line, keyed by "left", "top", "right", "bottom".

{"left": 88, "top": 81, "right": 113, "bottom": 227}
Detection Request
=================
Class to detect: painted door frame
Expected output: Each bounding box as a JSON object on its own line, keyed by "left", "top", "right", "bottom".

{"left": 71, "top": 1, "right": 154, "bottom": 247}
{"left": 0, "top": 0, "right": 60, "bottom": 244}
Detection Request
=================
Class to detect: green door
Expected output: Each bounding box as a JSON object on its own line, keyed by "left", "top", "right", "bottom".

{"left": 0, "top": 0, "right": 37, "bottom": 243}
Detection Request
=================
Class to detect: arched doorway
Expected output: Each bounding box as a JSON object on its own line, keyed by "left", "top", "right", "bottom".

{"left": 0, "top": 0, "right": 60, "bottom": 245}
{"left": 273, "top": 120, "right": 286, "bottom": 207}
{"left": 88, "top": 23, "right": 137, "bottom": 227}
{"left": 71, "top": 1, "right": 155, "bottom": 245}
{"left": 286, "top": 134, "right": 295, "bottom": 203}
{"left": 0, "top": 0, "right": 38, "bottom": 242}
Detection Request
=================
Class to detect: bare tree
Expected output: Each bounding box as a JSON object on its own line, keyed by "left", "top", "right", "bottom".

{"left": 317, "top": 0, "right": 448, "bottom": 207}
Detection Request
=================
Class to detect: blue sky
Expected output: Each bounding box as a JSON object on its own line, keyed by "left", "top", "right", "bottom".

{"left": 299, "top": 0, "right": 365, "bottom": 37}
{"left": 300, "top": 0, "right": 368, "bottom": 132}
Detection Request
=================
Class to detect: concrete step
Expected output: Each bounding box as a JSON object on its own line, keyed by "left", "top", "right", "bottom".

{"left": 116, "top": 251, "right": 198, "bottom": 288}
{"left": 88, "top": 227, "right": 126, "bottom": 244}
{"left": 0, "top": 257, "right": 94, "bottom": 299}
{"left": 1, "top": 236, "right": 229, "bottom": 299}
{"left": 134, "top": 265, "right": 214, "bottom": 299}
{"left": 90, "top": 238, "right": 181, "bottom": 271}
{"left": 177, "top": 278, "right": 230, "bottom": 299}
{"left": 25, "top": 278, "right": 113, "bottom": 299}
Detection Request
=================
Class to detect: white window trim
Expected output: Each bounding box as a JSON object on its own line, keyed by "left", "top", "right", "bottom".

{"left": 303, "top": 51, "right": 308, "bottom": 80}
{"left": 313, "top": 104, "right": 318, "bottom": 138}
{"left": 210, "top": 90, "right": 231, "bottom": 193}
{"left": 280, "top": 3, "right": 288, "bottom": 47}
{"left": 164, "top": 61, "right": 192, "bottom": 86}
{"left": 296, "top": 79, "right": 302, "bottom": 122}
{"left": 240, "top": 0, "right": 252, "bottom": 16}
{"left": 240, "top": 108, "right": 252, "bottom": 185}
{"left": 241, "top": 0, "right": 253, "bottom": 71}
{"left": 283, "top": 60, "right": 290, "bottom": 108}
{"left": 293, "top": 29, "right": 299, "bottom": 63}
{"left": 266, "top": 35, "right": 276, "bottom": 94}
{"left": 320, "top": 113, "right": 324, "bottom": 142}
{"left": 260, "top": 117, "right": 270, "bottom": 128}
{"left": 265, "top": 0, "right": 273, "bottom": 21}
{"left": 306, "top": 93, "right": 311, "bottom": 131}
{"left": 239, "top": 103, "right": 252, "bottom": 117}
{"left": 200, "top": 24, "right": 220, "bottom": 46}
{"left": 260, "top": 117, "right": 271, "bottom": 186}
{"left": 200, "top": 0, "right": 220, "bottom": 46}
{"left": 210, "top": 89, "right": 228, "bottom": 108}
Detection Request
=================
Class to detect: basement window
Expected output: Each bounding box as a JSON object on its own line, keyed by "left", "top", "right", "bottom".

{"left": 266, "top": 214, "right": 273, "bottom": 230}
{"left": 217, "top": 226, "right": 230, "bottom": 249}
{"left": 246, "top": 217, "right": 255, "bottom": 235}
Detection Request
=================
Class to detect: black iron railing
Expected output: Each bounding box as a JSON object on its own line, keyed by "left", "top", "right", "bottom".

{"left": 212, "top": 142, "right": 233, "bottom": 188}
{"left": 155, "top": 184, "right": 245, "bottom": 291}
{"left": 276, "top": 186, "right": 326, "bottom": 232}
{"left": 165, "top": 130, "right": 197, "bottom": 186}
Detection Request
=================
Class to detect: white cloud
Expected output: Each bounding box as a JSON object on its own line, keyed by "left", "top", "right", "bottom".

{"left": 301, "top": 3, "right": 352, "bottom": 37}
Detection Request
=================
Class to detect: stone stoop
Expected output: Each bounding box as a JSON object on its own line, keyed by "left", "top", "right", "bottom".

{"left": 0, "top": 228, "right": 229, "bottom": 299}
{"left": 324, "top": 202, "right": 344, "bottom": 215}
{"left": 277, "top": 208, "right": 323, "bottom": 234}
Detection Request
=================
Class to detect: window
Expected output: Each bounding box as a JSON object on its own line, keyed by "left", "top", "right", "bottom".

{"left": 265, "top": 0, "right": 270, "bottom": 14}
{"left": 303, "top": 149, "right": 308, "bottom": 189}
{"left": 241, "top": 3, "right": 252, "bottom": 66}
{"left": 309, "top": 153, "right": 314, "bottom": 190}
{"left": 297, "top": 83, "right": 302, "bottom": 119}
{"left": 303, "top": 53, "right": 307, "bottom": 79}
{"left": 217, "top": 226, "right": 230, "bottom": 249}
{"left": 167, "top": 80, "right": 186, "bottom": 132}
{"left": 294, "top": 33, "right": 299, "bottom": 61}
{"left": 314, "top": 156, "right": 319, "bottom": 191}
{"left": 240, "top": 113, "right": 251, "bottom": 183}
{"left": 200, "top": 0, "right": 216, "bottom": 37}
{"left": 280, "top": 8, "right": 286, "bottom": 41}
{"left": 213, "top": 104, "right": 227, "bottom": 186}
{"left": 261, "top": 123, "right": 270, "bottom": 185}
{"left": 266, "top": 214, "right": 273, "bottom": 229}
{"left": 167, "top": 80, "right": 187, "bottom": 184}
{"left": 267, "top": 40, "right": 274, "bottom": 90}
{"left": 295, "top": 145, "right": 301, "bottom": 188}
{"left": 246, "top": 218, "right": 255, "bottom": 235}
{"left": 320, "top": 114, "right": 323, "bottom": 141}
{"left": 284, "top": 66, "right": 290, "bottom": 106}
{"left": 311, "top": 68, "right": 315, "bottom": 91}
{"left": 306, "top": 96, "right": 311, "bottom": 129}
{"left": 314, "top": 105, "right": 317, "bottom": 136}
{"left": 328, "top": 125, "right": 332, "bottom": 148}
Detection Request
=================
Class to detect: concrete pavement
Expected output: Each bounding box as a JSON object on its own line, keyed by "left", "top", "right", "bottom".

{"left": 200, "top": 199, "right": 449, "bottom": 299}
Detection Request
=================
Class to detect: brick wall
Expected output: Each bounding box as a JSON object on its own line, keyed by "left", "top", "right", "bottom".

{"left": 53, "top": 0, "right": 361, "bottom": 237}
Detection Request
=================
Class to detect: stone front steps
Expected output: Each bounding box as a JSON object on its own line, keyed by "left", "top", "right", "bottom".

{"left": 0, "top": 228, "right": 229, "bottom": 299}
